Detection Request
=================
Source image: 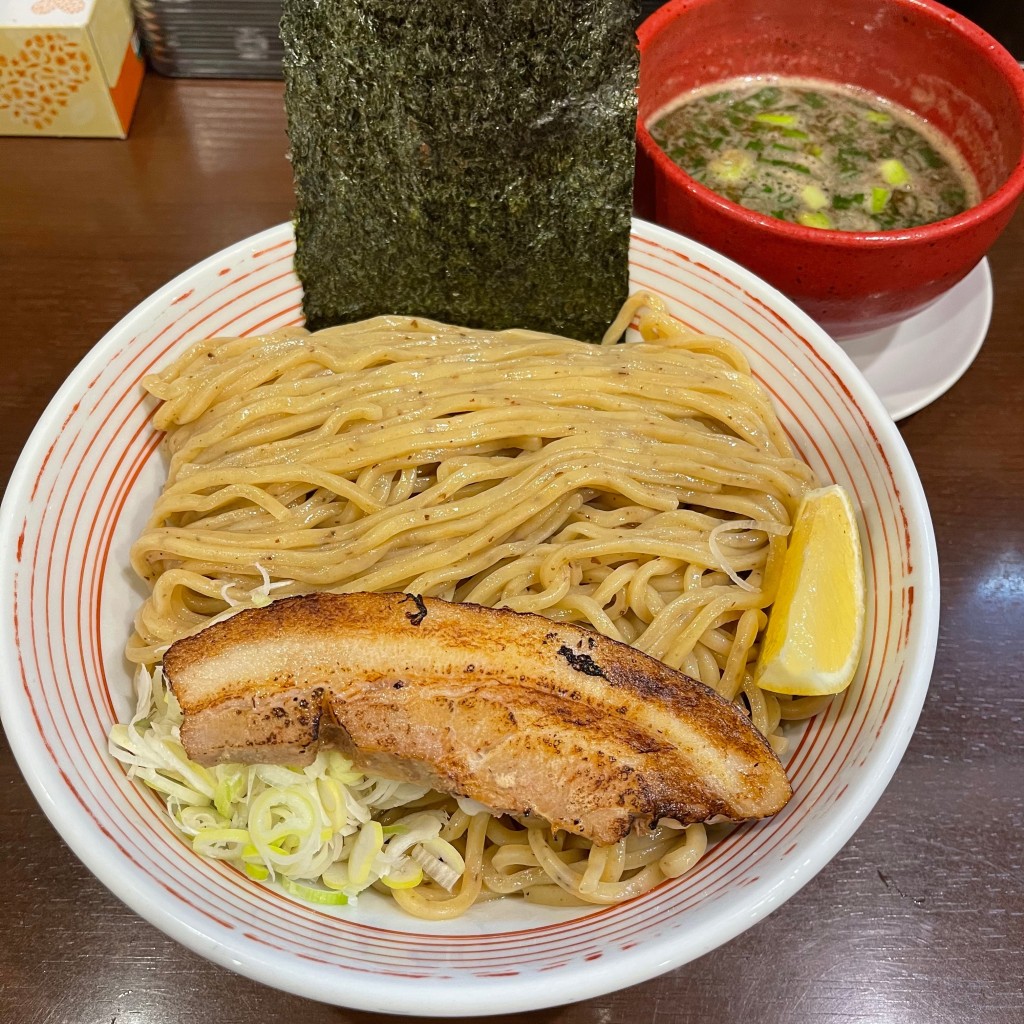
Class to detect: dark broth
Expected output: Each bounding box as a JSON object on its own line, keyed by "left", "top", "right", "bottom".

{"left": 650, "top": 77, "right": 980, "bottom": 232}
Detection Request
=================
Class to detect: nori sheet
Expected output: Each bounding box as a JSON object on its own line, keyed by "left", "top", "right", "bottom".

{"left": 281, "top": 0, "right": 639, "bottom": 342}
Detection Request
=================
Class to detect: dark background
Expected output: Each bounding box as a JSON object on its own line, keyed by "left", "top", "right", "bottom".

{"left": 638, "top": 0, "right": 1024, "bottom": 56}
{"left": 955, "top": 0, "right": 1024, "bottom": 55}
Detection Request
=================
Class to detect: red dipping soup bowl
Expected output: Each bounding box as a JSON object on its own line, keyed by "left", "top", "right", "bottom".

{"left": 635, "top": 0, "right": 1024, "bottom": 338}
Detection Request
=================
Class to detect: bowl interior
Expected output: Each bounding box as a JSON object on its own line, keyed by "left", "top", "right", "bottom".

{"left": 639, "top": 0, "right": 1024, "bottom": 200}
{"left": 0, "top": 220, "right": 938, "bottom": 1015}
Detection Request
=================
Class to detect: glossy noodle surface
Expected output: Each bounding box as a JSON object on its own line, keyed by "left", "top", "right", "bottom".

{"left": 119, "top": 294, "right": 829, "bottom": 917}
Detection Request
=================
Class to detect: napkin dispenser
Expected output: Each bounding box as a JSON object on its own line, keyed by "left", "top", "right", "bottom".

{"left": 0, "top": 0, "right": 144, "bottom": 137}
{"left": 133, "top": 0, "right": 284, "bottom": 79}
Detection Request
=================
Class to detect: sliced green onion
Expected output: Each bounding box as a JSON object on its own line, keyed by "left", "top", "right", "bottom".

{"left": 762, "top": 158, "right": 811, "bottom": 174}
{"left": 870, "top": 187, "right": 891, "bottom": 214}
{"left": 132, "top": 767, "right": 211, "bottom": 806}
{"left": 109, "top": 661, "right": 439, "bottom": 905}
{"left": 754, "top": 112, "right": 798, "bottom": 126}
{"left": 709, "top": 148, "right": 754, "bottom": 182}
{"left": 281, "top": 876, "right": 349, "bottom": 906}
{"left": 880, "top": 158, "right": 910, "bottom": 186}
{"left": 800, "top": 185, "right": 829, "bottom": 211}
{"left": 324, "top": 751, "right": 361, "bottom": 785}
{"left": 213, "top": 767, "right": 246, "bottom": 818}
{"left": 865, "top": 110, "right": 891, "bottom": 124}
{"left": 315, "top": 776, "right": 347, "bottom": 832}
{"left": 381, "top": 858, "right": 424, "bottom": 890}
{"left": 348, "top": 820, "right": 384, "bottom": 886}
{"left": 797, "top": 210, "right": 833, "bottom": 229}
{"left": 321, "top": 862, "right": 349, "bottom": 891}
{"left": 177, "top": 806, "right": 226, "bottom": 834}
{"left": 192, "top": 828, "right": 250, "bottom": 856}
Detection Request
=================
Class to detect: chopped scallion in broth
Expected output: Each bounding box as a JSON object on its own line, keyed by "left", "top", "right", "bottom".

{"left": 649, "top": 77, "right": 980, "bottom": 232}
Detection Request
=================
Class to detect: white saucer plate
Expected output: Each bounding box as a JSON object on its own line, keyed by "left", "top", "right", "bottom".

{"left": 841, "top": 259, "right": 993, "bottom": 421}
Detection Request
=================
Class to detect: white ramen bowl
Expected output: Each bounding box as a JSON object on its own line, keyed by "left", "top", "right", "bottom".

{"left": 0, "top": 219, "right": 938, "bottom": 1015}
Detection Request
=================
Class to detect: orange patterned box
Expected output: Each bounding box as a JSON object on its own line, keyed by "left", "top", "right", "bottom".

{"left": 0, "top": 0, "right": 144, "bottom": 137}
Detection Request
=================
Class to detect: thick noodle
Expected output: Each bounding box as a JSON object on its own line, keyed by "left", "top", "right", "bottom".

{"left": 126, "top": 293, "right": 822, "bottom": 917}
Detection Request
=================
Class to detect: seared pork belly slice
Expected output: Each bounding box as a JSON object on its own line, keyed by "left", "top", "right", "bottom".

{"left": 163, "top": 592, "right": 792, "bottom": 845}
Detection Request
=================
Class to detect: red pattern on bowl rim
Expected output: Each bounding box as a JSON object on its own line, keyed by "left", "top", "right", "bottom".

{"left": 0, "top": 220, "right": 938, "bottom": 1014}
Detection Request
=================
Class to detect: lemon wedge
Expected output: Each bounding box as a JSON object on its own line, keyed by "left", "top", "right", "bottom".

{"left": 754, "top": 484, "right": 865, "bottom": 696}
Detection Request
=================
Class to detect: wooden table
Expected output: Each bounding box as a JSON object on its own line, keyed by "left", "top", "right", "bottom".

{"left": 1, "top": 76, "right": 1022, "bottom": 1024}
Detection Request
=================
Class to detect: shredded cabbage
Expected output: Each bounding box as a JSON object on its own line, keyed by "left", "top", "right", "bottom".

{"left": 108, "top": 664, "right": 464, "bottom": 905}
{"left": 220, "top": 561, "right": 291, "bottom": 609}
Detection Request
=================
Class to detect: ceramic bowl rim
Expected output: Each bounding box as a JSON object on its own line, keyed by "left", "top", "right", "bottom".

{"left": 636, "top": 0, "right": 1024, "bottom": 250}
{"left": 0, "top": 220, "right": 941, "bottom": 1015}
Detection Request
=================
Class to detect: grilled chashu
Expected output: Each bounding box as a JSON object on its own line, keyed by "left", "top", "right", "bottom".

{"left": 163, "top": 592, "right": 792, "bottom": 844}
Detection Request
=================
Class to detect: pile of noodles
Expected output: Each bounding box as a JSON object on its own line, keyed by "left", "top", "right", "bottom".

{"left": 120, "top": 293, "right": 833, "bottom": 917}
